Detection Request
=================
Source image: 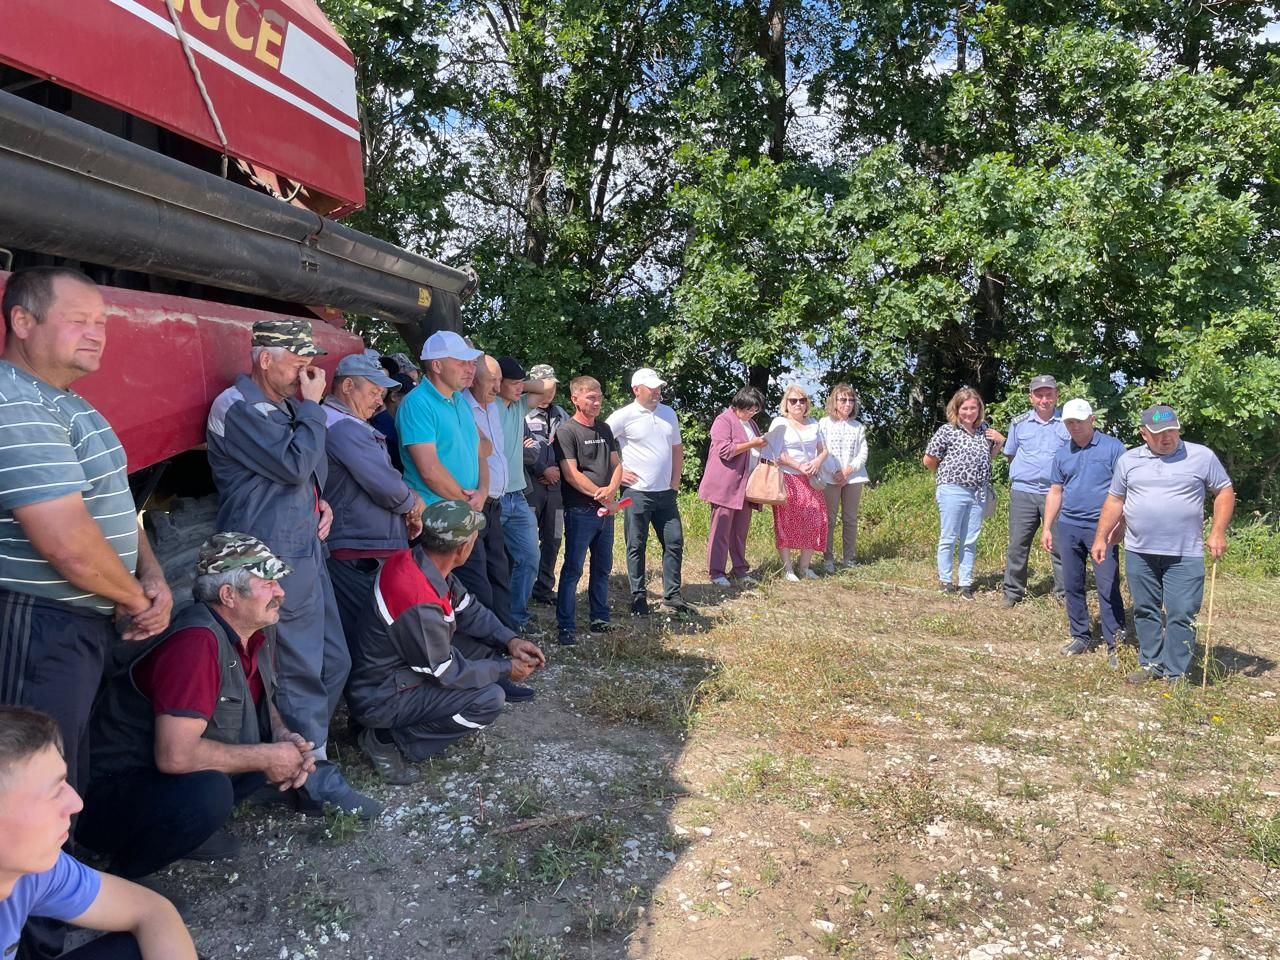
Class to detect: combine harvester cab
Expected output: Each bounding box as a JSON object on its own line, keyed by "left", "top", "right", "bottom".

{"left": 0, "top": 0, "right": 470, "bottom": 583}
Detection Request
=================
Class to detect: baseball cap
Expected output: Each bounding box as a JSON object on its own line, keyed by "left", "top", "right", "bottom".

{"left": 421, "top": 330, "right": 482, "bottom": 362}
{"left": 335, "top": 353, "right": 399, "bottom": 388}
{"left": 196, "top": 532, "right": 291, "bottom": 580}
{"left": 390, "top": 352, "right": 418, "bottom": 376}
{"left": 528, "top": 363, "right": 558, "bottom": 383}
{"left": 497, "top": 356, "right": 526, "bottom": 381}
{"left": 251, "top": 319, "right": 326, "bottom": 357}
{"left": 420, "top": 500, "right": 487, "bottom": 545}
{"left": 1141, "top": 405, "right": 1181, "bottom": 433}
{"left": 1028, "top": 374, "right": 1058, "bottom": 391}
{"left": 1061, "top": 398, "right": 1093, "bottom": 421}
{"left": 631, "top": 368, "right": 666, "bottom": 389}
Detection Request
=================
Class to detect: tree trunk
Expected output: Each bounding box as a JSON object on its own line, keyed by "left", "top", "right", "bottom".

{"left": 760, "top": 0, "right": 786, "bottom": 163}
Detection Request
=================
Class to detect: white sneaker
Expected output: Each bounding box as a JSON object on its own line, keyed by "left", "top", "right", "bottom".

{"left": 784, "top": 570, "right": 800, "bottom": 582}
{"left": 822, "top": 559, "right": 835, "bottom": 574}
{"left": 803, "top": 568, "right": 819, "bottom": 580}
{"left": 711, "top": 576, "right": 731, "bottom": 587}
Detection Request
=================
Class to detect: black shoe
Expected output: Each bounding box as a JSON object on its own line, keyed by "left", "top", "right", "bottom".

{"left": 558, "top": 630, "right": 577, "bottom": 646}
{"left": 959, "top": 585, "right": 976, "bottom": 600}
{"left": 498, "top": 677, "right": 536, "bottom": 702}
{"left": 182, "top": 828, "right": 241, "bottom": 863}
{"left": 1001, "top": 594, "right": 1020, "bottom": 609}
{"left": 939, "top": 582, "right": 955, "bottom": 593}
{"left": 530, "top": 593, "right": 555, "bottom": 606}
{"left": 630, "top": 596, "right": 650, "bottom": 617}
{"left": 357, "top": 728, "right": 420, "bottom": 786}
{"left": 590, "top": 619, "right": 618, "bottom": 633}
{"left": 663, "top": 597, "right": 698, "bottom": 616}
{"left": 1060, "top": 637, "right": 1094, "bottom": 657}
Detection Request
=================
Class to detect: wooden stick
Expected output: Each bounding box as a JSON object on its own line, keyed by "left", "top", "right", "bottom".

{"left": 1202, "top": 560, "right": 1219, "bottom": 689}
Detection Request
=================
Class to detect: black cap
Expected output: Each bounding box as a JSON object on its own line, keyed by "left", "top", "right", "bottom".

{"left": 497, "top": 356, "right": 526, "bottom": 380}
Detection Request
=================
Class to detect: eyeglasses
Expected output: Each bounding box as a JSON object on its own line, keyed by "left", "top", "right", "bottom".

{"left": 835, "top": 397, "right": 854, "bottom": 404}
{"left": 787, "top": 397, "right": 808, "bottom": 405}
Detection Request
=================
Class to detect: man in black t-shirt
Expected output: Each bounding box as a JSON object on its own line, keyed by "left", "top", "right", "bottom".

{"left": 552, "top": 376, "right": 623, "bottom": 645}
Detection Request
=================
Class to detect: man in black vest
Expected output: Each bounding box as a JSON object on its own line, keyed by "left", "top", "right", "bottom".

{"left": 76, "top": 534, "right": 316, "bottom": 879}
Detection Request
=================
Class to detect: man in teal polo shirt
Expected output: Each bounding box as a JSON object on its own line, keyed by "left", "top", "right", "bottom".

{"left": 397, "top": 331, "right": 485, "bottom": 511}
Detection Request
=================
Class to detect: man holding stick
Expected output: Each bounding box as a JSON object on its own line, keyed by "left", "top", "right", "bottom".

{"left": 1091, "top": 405, "right": 1234, "bottom": 684}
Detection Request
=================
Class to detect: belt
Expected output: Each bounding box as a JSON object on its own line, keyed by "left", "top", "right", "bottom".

{"left": 485, "top": 496, "right": 501, "bottom": 510}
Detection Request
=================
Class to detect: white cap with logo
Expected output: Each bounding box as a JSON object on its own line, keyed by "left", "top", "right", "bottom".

{"left": 1062, "top": 398, "right": 1094, "bottom": 421}
{"left": 631, "top": 367, "right": 666, "bottom": 389}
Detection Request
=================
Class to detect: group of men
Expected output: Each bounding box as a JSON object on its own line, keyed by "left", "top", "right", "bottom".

{"left": 0, "top": 266, "right": 695, "bottom": 958}
{"left": 999, "top": 375, "right": 1234, "bottom": 683}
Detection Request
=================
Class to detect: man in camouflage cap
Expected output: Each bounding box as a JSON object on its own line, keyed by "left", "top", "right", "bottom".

{"left": 523, "top": 363, "right": 570, "bottom": 605}
{"left": 205, "top": 319, "right": 381, "bottom": 818}
{"left": 347, "top": 501, "right": 545, "bottom": 782}
{"left": 78, "top": 532, "right": 318, "bottom": 877}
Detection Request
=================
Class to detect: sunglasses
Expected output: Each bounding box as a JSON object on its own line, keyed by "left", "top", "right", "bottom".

{"left": 835, "top": 397, "right": 854, "bottom": 403}
{"left": 787, "top": 397, "right": 808, "bottom": 405}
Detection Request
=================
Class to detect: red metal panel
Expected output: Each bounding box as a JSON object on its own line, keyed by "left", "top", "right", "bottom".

{"left": 0, "top": 273, "right": 362, "bottom": 473}
{"left": 0, "top": 0, "right": 364, "bottom": 210}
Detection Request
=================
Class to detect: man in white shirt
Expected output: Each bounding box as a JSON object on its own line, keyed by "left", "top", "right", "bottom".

{"left": 605, "top": 368, "right": 691, "bottom": 616}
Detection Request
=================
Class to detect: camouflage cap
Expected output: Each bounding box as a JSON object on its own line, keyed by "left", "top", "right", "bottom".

{"left": 251, "top": 319, "right": 327, "bottom": 357}
{"left": 420, "top": 500, "right": 486, "bottom": 545}
{"left": 391, "top": 352, "right": 419, "bottom": 376}
{"left": 196, "top": 532, "right": 292, "bottom": 580}
{"left": 527, "top": 363, "right": 558, "bottom": 383}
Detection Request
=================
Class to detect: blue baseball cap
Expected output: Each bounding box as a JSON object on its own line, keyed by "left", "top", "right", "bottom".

{"left": 335, "top": 353, "right": 399, "bottom": 388}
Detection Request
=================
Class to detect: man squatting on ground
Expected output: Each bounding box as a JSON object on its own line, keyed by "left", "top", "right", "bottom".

{"left": 207, "top": 319, "right": 379, "bottom": 818}
{"left": 522, "top": 365, "right": 571, "bottom": 606}
{"left": 606, "top": 367, "right": 693, "bottom": 617}
{"left": 1002, "top": 374, "right": 1070, "bottom": 606}
{"left": 554, "top": 376, "right": 624, "bottom": 646}
{"left": 1, "top": 705, "right": 197, "bottom": 960}
{"left": 1040, "top": 399, "right": 1127, "bottom": 670}
{"left": 321, "top": 354, "right": 425, "bottom": 645}
{"left": 347, "top": 501, "right": 545, "bottom": 785}
{"left": 1092, "top": 405, "right": 1235, "bottom": 685}
{"left": 76, "top": 535, "right": 315, "bottom": 878}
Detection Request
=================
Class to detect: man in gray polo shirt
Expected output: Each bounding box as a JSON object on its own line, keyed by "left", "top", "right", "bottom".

{"left": 1092, "top": 405, "right": 1234, "bottom": 684}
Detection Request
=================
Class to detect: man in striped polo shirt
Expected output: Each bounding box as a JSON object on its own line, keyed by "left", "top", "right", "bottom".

{"left": 0, "top": 268, "right": 172, "bottom": 796}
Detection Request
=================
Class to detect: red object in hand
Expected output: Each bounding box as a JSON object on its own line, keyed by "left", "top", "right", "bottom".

{"left": 598, "top": 497, "right": 633, "bottom": 517}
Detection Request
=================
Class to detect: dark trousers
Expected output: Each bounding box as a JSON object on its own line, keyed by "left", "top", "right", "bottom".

{"left": 387, "top": 681, "right": 506, "bottom": 761}
{"left": 524, "top": 480, "right": 563, "bottom": 601}
{"left": 1057, "top": 520, "right": 1126, "bottom": 646}
{"left": 326, "top": 555, "right": 381, "bottom": 665}
{"left": 1125, "top": 551, "right": 1205, "bottom": 679}
{"left": 621, "top": 488, "right": 684, "bottom": 602}
{"left": 23, "top": 934, "right": 143, "bottom": 960}
{"left": 1003, "top": 488, "right": 1065, "bottom": 600}
{"left": 454, "top": 498, "right": 514, "bottom": 629}
{"left": 77, "top": 769, "right": 265, "bottom": 879}
{"left": 556, "top": 507, "right": 614, "bottom": 632}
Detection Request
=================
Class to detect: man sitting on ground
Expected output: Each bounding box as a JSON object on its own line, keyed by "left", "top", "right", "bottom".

{"left": 348, "top": 501, "right": 545, "bottom": 784}
{"left": 77, "top": 535, "right": 315, "bottom": 879}
{"left": 1, "top": 705, "right": 197, "bottom": 960}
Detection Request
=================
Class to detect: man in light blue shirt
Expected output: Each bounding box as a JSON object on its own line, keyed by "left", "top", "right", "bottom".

{"left": 1002, "top": 374, "right": 1071, "bottom": 606}
{"left": 1092, "top": 405, "right": 1235, "bottom": 684}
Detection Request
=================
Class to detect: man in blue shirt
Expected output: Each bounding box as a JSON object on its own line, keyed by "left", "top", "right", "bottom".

{"left": 1002, "top": 374, "right": 1071, "bottom": 606}
{"left": 1041, "top": 399, "right": 1127, "bottom": 668}
{"left": 0, "top": 706, "right": 196, "bottom": 960}
{"left": 1093, "top": 405, "right": 1234, "bottom": 684}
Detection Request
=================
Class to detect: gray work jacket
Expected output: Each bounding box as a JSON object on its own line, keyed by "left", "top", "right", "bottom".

{"left": 321, "top": 397, "right": 415, "bottom": 553}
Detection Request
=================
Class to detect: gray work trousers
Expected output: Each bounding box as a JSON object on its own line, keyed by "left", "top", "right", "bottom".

{"left": 273, "top": 544, "right": 350, "bottom": 761}
{"left": 1003, "top": 488, "right": 1065, "bottom": 601}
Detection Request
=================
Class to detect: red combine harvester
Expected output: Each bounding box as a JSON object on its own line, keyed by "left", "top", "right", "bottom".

{"left": 0, "top": 0, "right": 471, "bottom": 482}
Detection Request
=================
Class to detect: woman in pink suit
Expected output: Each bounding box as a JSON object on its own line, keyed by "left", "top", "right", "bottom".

{"left": 698, "top": 386, "right": 768, "bottom": 587}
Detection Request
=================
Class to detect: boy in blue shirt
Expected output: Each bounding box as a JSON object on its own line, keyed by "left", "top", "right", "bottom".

{"left": 0, "top": 706, "right": 196, "bottom": 960}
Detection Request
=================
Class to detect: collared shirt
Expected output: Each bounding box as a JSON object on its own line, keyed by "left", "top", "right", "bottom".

{"left": 1049, "top": 431, "right": 1126, "bottom": 526}
{"left": 606, "top": 401, "right": 682, "bottom": 491}
{"left": 0, "top": 361, "right": 138, "bottom": 612}
{"left": 397, "top": 376, "right": 479, "bottom": 505}
{"left": 1005, "top": 409, "right": 1071, "bottom": 494}
{"left": 1109, "top": 440, "right": 1232, "bottom": 557}
{"left": 499, "top": 395, "right": 532, "bottom": 494}
{"left": 465, "top": 390, "right": 507, "bottom": 497}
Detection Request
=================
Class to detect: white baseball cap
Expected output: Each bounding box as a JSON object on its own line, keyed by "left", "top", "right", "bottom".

{"left": 631, "top": 367, "right": 666, "bottom": 389}
{"left": 1062, "top": 398, "right": 1094, "bottom": 421}
{"left": 421, "top": 330, "right": 482, "bottom": 362}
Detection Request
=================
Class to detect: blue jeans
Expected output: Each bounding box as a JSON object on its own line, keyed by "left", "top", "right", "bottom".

{"left": 1124, "top": 551, "right": 1205, "bottom": 678}
{"left": 1058, "top": 520, "right": 1126, "bottom": 646}
{"left": 557, "top": 507, "right": 614, "bottom": 632}
{"left": 500, "top": 491, "right": 541, "bottom": 627}
{"left": 935, "top": 484, "right": 985, "bottom": 587}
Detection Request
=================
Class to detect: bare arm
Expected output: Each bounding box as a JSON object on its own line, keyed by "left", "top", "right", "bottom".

{"left": 602, "top": 451, "right": 623, "bottom": 500}
{"left": 1206, "top": 485, "right": 1235, "bottom": 560}
{"left": 154, "top": 714, "right": 308, "bottom": 784}
{"left": 405, "top": 442, "right": 470, "bottom": 502}
{"left": 1041, "top": 485, "right": 1063, "bottom": 552}
{"left": 70, "top": 873, "right": 197, "bottom": 960}
{"left": 559, "top": 458, "right": 599, "bottom": 498}
{"left": 922, "top": 454, "right": 939, "bottom": 471}
{"left": 522, "top": 378, "right": 554, "bottom": 404}
{"left": 1091, "top": 494, "right": 1126, "bottom": 563}
{"left": 13, "top": 494, "right": 148, "bottom": 614}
